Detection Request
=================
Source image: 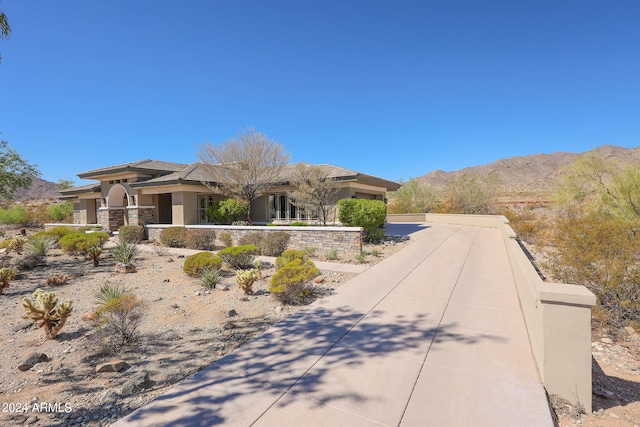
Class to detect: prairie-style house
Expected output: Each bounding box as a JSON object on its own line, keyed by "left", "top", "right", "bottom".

{"left": 60, "top": 160, "right": 401, "bottom": 232}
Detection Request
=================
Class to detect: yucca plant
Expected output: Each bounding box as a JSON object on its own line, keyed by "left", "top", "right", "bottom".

{"left": 21, "top": 289, "right": 73, "bottom": 339}
{"left": 199, "top": 267, "right": 222, "bottom": 290}
{"left": 26, "top": 235, "right": 57, "bottom": 257}
{"left": 112, "top": 242, "right": 139, "bottom": 264}
{"left": 86, "top": 246, "right": 103, "bottom": 267}
{"left": 0, "top": 267, "right": 17, "bottom": 294}
{"left": 94, "top": 283, "right": 131, "bottom": 308}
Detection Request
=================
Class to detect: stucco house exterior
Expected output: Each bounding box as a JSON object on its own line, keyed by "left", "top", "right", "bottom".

{"left": 59, "top": 160, "right": 401, "bottom": 232}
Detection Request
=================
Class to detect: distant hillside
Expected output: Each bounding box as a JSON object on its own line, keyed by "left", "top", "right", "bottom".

{"left": 14, "top": 175, "right": 61, "bottom": 200}
{"left": 416, "top": 145, "right": 640, "bottom": 200}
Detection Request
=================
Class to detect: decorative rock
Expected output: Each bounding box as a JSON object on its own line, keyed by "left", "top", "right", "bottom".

{"left": 96, "top": 360, "right": 127, "bottom": 373}
{"left": 121, "top": 372, "right": 151, "bottom": 397}
{"left": 194, "top": 291, "right": 201, "bottom": 296}
{"left": 601, "top": 337, "right": 613, "bottom": 344}
{"left": 82, "top": 312, "right": 96, "bottom": 322}
{"left": 11, "top": 321, "right": 33, "bottom": 332}
{"left": 625, "top": 326, "right": 639, "bottom": 341}
{"left": 170, "top": 303, "right": 179, "bottom": 309}
{"left": 239, "top": 297, "right": 249, "bottom": 302}
{"left": 25, "top": 415, "right": 39, "bottom": 425}
{"left": 167, "top": 258, "right": 174, "bottom": 262}
{"left": 223, "top": 322, "right": 236, "bottom": 330}
{"left": 275, "top": 306, "right": 284, "bottom": 313}
{"left": 115, "top": 263, "right": 136, "bottom": 274}
{"left": 18, "top": 353, "right": 49, "bottom": 372}
{"left": 221, "top": 286, "right": 230, "bottom": 291}
{"left": 314, "top": 277, "right": 325, "bottom": 284}
{"left": 227, "top": 309, "right": 237, "bottom": 317}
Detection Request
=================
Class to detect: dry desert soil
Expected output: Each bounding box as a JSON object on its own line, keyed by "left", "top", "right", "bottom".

{"left": 0, "top": 227, "right": 639, "bottom": 426}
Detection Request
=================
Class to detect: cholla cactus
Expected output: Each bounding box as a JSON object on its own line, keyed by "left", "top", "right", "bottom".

{"left": 253, "top": 259, "right": 263, "bottom": 280}
{"left": 86, "top": 246, "right": 103, "bottom": 267}
{"left": 22, "top": 289, "right": 73, "bottom": 339}
{"left": 0, "top": 267, "right": 16, "bottom": 294}
{"left": 236, "top": 268, "right": 259, "bottom": 295}
{"left": 9, "top": 235, "right": 28, "bottom": 254}
{"left": 45, "top": 274, "right": 69, "bottom": 287}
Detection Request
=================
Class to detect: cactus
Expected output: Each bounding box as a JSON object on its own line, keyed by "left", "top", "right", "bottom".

{"left": 0, "top": 267, "right": 16, "bottom": 294}
{"left": 21, "top": 289, "right": 73, "bottom": 339}
{"left": 86, "top": 246, "right": 103, "bottom": 267}
{"left": 253, "top": 258, "right": 263, "bottom": 281}
{"left": 9, "top": 235, "right": 28, "bottom": 254}
{"left": 45, "top": 274, "right": 69, "bottom": 287}
{"left": 236, "top": 268, "right": 259, "bottom": 295}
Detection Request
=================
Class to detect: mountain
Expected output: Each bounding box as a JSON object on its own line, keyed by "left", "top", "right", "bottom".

{"left": 415, "top": 145, "right": 640, "bottom": 200}
{"left": 14, "top": 175, "right": 61, "bottom": 200}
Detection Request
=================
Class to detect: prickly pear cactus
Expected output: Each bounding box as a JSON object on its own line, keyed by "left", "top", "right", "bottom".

{"left": 236, "top": 269, "right": 259, "bottom": 295}
{"left": 0, "top": 267, "right": 16, "bottom": 295}
{"left": 21, "top": 289, "right": 73, "bottom": 339}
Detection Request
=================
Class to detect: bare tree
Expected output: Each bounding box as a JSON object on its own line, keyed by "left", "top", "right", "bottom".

{"left": 197, "top": 128, "right": 290, "bottom": 225}
{"left": 289, "top": 163, "right": 339, "bottom": 225}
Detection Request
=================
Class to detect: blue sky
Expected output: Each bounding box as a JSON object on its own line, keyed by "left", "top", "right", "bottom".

{"left": 1, "top": 1, "right": 639, "bottom": 185}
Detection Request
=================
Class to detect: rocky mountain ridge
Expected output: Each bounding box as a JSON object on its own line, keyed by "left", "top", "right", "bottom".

{"left": 415, "top": 144, "right": 640, "bottom": 198}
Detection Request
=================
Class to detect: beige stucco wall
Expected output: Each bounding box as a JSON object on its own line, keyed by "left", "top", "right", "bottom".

{"left": 171, "top": 192, "right": 198, "bottom": 225}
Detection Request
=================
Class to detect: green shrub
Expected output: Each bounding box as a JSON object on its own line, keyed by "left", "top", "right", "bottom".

{"left": 112, "top": 242, "right": 139, "bottom": 264}
{"left": 238, "top": 232, "right": 264, "bottom": 249}
{"left": 218, "top": 244, "right": 259, "bottom": 269}
{"left": 325, "top": 249, "right": 339, "bottom": 260}
{"left": 118, "top": 226, "right": 145, "bottom": 244}
{"left": 33, "top": 226, "right": 76, "bottom": 242}
{"left": 337, "top": 198, "right": 387, "bottom": 243}
{"left": 185, "top": 229, "right": 216, "bottom": 250}
{"left": 270, "top": 259, "right": 319, "bottom": 305}
{"left": 59, "top": 232, "right": 109, "bottom": 255}
{"left": 159, "top": 226, "right": 188, "bottom": 248}
{"left": 183, "top": 252, "right": 223, "bottom": 277}
{"left": 363, "top": 227, "right": 385, "bottom": 243}
{"left": 304, "top": 246, "right": 317, "bottom": 257}
{"left": 290, "top": 221, "right": 309, "bottom": 226}
{"left": 219, "top": 231, "right": 233, "bottom": 248}
{"left": 47, "top": 201, "right": 74, "bottom": 222}
{"left": 275, "top": 249, "right": 308, "bottom": 270}
{"left": 260, "top": 232, "right": 290, "bottom": 257}
{"left": 207, "top": 197, "right": 249, "bottom": 224}
{"left": 355, "top": 251, "right": 367, "bottom": 264}
{"left": 0, "top": 206, "right": 29, "bottom": 226}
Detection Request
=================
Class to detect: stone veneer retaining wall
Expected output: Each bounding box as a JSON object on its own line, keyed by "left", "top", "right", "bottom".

{"left": 146, "top": 224, "right": 363, "bottom": 258}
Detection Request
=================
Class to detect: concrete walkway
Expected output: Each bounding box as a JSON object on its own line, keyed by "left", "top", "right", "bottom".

{"left": 114, "top": 223, "right": 553, "bottom": 427}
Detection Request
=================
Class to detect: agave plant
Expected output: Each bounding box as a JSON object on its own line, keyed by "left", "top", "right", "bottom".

{"left": 94, "top": 283, "right": 131, "bottom": 308}
{"left": 0, "top": 267, "right": 17, "bottom": 294}
{"left": 21, "top": 289, "right": 73, "bottom": 339}
{"left": 112, "top": 242, "right": 139, "bottom": 264}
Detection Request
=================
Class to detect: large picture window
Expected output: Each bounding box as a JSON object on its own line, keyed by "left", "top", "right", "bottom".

{"left": 197, "top": 195, "right": 215, "bottom": 223}
{"left": 269, "top": 193, "right": 317, "bottom": 222}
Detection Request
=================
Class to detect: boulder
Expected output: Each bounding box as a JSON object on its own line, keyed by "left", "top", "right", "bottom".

{"left": 96, "top": 359, "right": 127, "bottom": 373}
{"left": 115, "top": 263, "right": 136, "bottom": 274}
{"left": 18, "top": 353, "right": 49, "bottom": 372}
{"left": 121, "top": 372, "right": 151, "bottom": 397}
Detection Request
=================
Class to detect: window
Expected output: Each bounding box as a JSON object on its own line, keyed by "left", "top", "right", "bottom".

{"left": 197, "top": 195, "right": 215, "bottom": 223}
{"left": 268, "top": 193, "right": 318, "bottom": 222}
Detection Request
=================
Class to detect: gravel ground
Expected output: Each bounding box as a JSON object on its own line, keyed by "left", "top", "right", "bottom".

{"left": 0, "top": 235, "right": 409, "bottom": 427}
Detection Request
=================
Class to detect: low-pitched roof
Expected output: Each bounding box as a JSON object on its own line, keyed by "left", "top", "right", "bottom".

{"left": 64, "top": 160, "right": 400, "bottom": 193}
{"left": 77, "top": 159, "right": 189, "bottom": 179}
